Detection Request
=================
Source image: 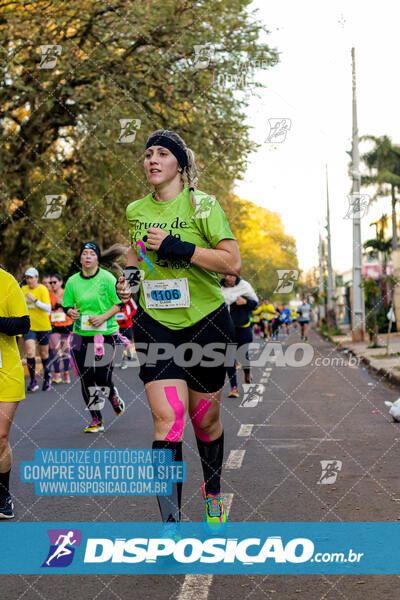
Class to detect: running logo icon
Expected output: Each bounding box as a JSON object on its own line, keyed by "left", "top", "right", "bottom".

{"left": 42, "top": 195, "right": 67, "bottom": 220}
{"left": 344, "top": 194, "right": 369, "bottom": 219}
{"left": 192, "top": 195, "right": 216, "bottom": 219}
{"left": 117, "top": 119, "right": 141, "bottom": 143}
{"left": 274, "top": 270, "right": 299, "bottom": 293}
{"left": 266, "top": 118, "right": 291, "bottom": 143}
{"left": 87, "top": 386, "right": 109, "bottom": 411}
{"left": 240, "top": 384, "right": 264, "bottom": 407}
{"left": 317, "top": 460, "right": 342, "bottom": 485}
{"left": 42, "top": 529, "right": 82, "bottom": 567}
{"left": 192, "top": 44, "right": 216, "bottom": 70}
{"left": 38, "top": 45, "right": 62, "bottom": 69}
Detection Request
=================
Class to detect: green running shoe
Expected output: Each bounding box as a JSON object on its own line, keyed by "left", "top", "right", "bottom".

{"left": 201, "top": 481, "right": 227, "bottom": 534}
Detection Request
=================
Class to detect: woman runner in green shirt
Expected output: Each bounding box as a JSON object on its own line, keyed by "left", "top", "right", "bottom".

{"left": 117, "top": 130, "right": 241, "bottom": 537}
{"left": 63, "top": 242, "right": 125, "bottom": 432}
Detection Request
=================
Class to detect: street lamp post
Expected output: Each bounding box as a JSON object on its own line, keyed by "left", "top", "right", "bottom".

{"left": 351, "top": 47, "right": 365, "bottom": 342}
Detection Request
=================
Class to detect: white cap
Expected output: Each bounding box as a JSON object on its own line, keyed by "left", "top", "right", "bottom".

{"left": 25, "top": 267, "right": 39, "bottom": 278}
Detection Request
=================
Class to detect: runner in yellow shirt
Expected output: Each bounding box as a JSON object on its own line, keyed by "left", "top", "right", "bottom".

{"left": 261, "top": 299, "right": 275, "bottom": 340}
{"left": 0, "top": 268, "right": 30, "bottom": 518}
{"left": 252, "top": 303, "right": 265, "bottom": 339}
{"left": 21, "top": 267, "right": 52, "bottom": 392}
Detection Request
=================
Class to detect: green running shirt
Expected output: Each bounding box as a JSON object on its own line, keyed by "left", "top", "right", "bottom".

{"left": 126, "top": 187, "right": 235, "bottom": 329}
{"left": 62, "top": 268, "right": 120, "bottom": 336}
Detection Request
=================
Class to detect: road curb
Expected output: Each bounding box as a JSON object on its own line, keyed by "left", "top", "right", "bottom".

{"left": 320, "top": 332, "right": 400, "bottom": 388}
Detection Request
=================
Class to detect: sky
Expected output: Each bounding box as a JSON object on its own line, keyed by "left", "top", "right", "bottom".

{"left": 235, "top": 0, "right": 400, "bottom": 274}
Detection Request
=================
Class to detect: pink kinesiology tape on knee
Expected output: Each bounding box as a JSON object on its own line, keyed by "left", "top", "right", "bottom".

{"left": 190, "top": 398, "right": 212, "bottom": 442}
{"left": 164, "top": 386, "right": 185, "bottom": 442}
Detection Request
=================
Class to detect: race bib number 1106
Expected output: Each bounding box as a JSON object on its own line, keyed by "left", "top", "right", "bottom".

{"left": 142, "top": 278, "right": 190, "bottom": 309}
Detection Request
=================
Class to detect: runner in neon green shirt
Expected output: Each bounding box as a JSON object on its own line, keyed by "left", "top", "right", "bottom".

{"left": 63, "top": 242, "right": 125, "bottom": 433}
{"left": 63, "top": 267, "right": 120, "bottom": 336}
{"left": 117, "top": 129, "right": 241, "bottom": 537}
{"left": 126, "top": 187, "right": 235, "bottom": 329}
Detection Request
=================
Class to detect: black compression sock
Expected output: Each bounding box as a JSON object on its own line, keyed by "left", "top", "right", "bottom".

{"left": 0, "top": 469, "right": 10, "bottom": 499}
{"left": 196, "top": 431, "right": 224, "bottom": 496}
{"left": 152, "top": 440, "right": 183, "bottom": 522}
{"left": 41, "top": 357, "right": 50, "bottom": 378}
{"left": 27, "top": 357, "right": 35, "bottom": 381}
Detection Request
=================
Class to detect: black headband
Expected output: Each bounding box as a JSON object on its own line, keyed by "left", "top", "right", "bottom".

{"left": 145, "top": 134, "right": 189, "bottom": 169}
{"left": 80, "top": 241, "right": 101, "bottom": 260}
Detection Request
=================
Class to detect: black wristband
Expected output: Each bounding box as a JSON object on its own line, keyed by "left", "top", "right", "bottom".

{"left": 157, "top": 235, "right": 195, "bottom": 262}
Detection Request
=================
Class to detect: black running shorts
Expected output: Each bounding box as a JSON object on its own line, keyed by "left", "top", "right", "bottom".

{"left": 133, "top": 303, "right": 235, "bottom": 393}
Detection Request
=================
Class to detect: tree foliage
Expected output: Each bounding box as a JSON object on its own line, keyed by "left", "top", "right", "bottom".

{"left": 360, "top": 135, "right": 400, "bottom": 250}
{"left": 0, "top": 0, "right": 296, "bottom": 296}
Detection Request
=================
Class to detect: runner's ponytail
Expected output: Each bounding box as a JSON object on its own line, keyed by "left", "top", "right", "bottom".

{"left": 182, "top": 147, "right": 198, "bottom": 209}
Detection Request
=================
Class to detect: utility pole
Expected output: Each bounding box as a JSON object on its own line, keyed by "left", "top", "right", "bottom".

{"left": 318, "top": 233, "right": 326, "bottom": 324}
{"left": 351, "top": 47, "right": 365, "bottom": 341}
{"left": 326, "top": 165, "right": 337, "bottom": 329}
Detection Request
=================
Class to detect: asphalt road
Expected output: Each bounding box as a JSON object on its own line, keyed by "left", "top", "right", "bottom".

{"left": 2, "top": 325, "right": 400, "bottom": 599}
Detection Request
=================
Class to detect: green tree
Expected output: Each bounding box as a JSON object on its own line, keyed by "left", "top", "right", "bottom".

{"left": 364, "top": 214, "right": 392, "bottom": 273}
{"left": 0, "top": 0, "right": 279, "bottom": 277}
{"left": 361, "top": 135, "right": 400, "bottom": 250}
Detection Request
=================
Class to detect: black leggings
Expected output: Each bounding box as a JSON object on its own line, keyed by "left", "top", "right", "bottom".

{"left": 69, "top": 333, "right": 116, "bottom": 420}
{"left": 226, "top": 325, "right": 253, "bottom": 388}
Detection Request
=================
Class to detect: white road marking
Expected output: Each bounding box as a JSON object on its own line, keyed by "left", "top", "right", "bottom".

{"left": 225, "top": 449, "right": 246, "bottom": 469}
{"left": 257, "top": 437, "right": 343, "bottom": 442}
{"left": 237, "top": 424, "right": 254, "bottom": 437}
{"left": 179, "top": 575, "right": 213, "bottom": 600}
{"left": 254, "top": 423, "right": 315, "bottom": 427}
{"left": 223, "top": 492, "right": 233, "bottom": 516}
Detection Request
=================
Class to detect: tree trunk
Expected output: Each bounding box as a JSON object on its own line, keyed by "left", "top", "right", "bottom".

{"left": 327, "top": 308, "right": 337, "bottom": 330}
{"left": 372, "top": 310, "right": 379, "bottom": 347}
{"left": 392, "top": 249, "right": 400, "bottom": 332}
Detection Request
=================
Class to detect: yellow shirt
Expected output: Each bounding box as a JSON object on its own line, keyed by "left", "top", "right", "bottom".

{"left": 0, "top": 269, "right": 29, "bottom": 401}
{"left": 262, "top": 303, "right": 275, "bottom": 321}
{"left": 252, "top": 305, "right": 264, "bottom": 323}
{"left": 21, "top": 284, "right": 51, "bottom": 331}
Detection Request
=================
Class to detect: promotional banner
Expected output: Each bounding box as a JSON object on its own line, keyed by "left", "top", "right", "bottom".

{"left": 2, "top": 522, "right": 399, "bottom": 575}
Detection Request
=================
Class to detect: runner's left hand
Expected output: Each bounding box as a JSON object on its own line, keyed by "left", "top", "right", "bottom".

{"left": 146, "top": 227, "right": 169, "bottom": 251}
{"left": 88, "top": 315, "right": 104, "bottom": 327}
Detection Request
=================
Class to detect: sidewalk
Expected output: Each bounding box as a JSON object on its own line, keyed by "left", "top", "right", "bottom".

{"left": 330, "top": 327, "right": 400, "bottom": 386}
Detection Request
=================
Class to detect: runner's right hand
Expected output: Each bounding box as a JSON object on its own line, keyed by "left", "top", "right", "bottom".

{"left": 67, "top": 304, "right": 81, "bottom": 321}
